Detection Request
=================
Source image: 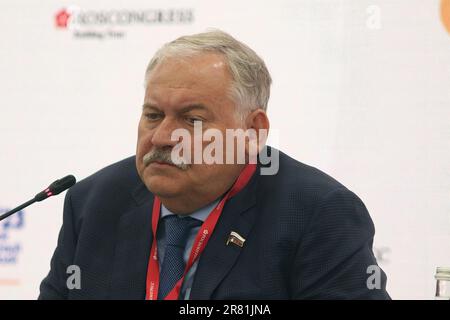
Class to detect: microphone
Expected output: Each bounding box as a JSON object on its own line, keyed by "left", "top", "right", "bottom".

{"left": 0, "top": 175, "right": 76, "bottom": 222}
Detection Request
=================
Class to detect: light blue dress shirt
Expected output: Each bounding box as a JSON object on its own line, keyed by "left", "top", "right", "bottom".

{"left": 157, "top": 198, "right": 220, "bottom": 300}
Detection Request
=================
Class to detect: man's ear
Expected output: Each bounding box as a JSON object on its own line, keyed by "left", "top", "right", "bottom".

{"left": 245, "top": 108, "right": 270, "bottom": 155}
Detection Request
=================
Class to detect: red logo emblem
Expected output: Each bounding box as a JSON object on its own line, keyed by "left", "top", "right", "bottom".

{"left": 55, "top": 9, "right": 71, "bottom": 28}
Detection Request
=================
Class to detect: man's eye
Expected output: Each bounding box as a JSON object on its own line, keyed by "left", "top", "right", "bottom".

{"left": 145, "top": 113, "right": 163, "bottom": 121}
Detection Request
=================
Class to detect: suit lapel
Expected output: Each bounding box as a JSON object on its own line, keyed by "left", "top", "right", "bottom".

{"left": 109, "top": 182, "right": 154, "bottom": 299}
{"left": 189, "top": 166, "right": 260, "bottom": 300}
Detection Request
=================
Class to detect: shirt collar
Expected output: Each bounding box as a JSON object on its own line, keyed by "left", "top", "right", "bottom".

{"left": 160, "top": 198, "right": 221, "bottom": 222}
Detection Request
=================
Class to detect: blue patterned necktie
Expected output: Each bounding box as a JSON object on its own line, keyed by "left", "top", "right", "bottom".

{"left": 158, "top": 214, "right": 202, "bottom": 300}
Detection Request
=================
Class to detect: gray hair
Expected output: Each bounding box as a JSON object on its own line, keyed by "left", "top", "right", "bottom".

{"left": 144, "top": 29, "right": 272, "bottom": 113}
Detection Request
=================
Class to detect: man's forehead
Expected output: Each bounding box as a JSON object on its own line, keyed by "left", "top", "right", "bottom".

{"left": 144, "top": 83, "right": 213, "bottom": 107}
{"left": 144, "top": 53, "right": 232, "bottom": 108}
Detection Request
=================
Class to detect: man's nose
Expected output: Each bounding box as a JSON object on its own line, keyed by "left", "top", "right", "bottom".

{"left": 150, "top": 117, "right": 180, "bottom": 149}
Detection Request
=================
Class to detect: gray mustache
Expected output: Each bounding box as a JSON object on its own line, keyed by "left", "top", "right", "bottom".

{"left": 142, "top": 148, "right": 189, "bottom": 171}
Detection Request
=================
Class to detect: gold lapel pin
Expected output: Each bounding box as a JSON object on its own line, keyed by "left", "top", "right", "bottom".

{"left": 226, "top": 231, "right": 246, "bottom": 248}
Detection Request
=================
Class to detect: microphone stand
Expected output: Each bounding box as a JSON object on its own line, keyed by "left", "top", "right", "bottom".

{"left": 0, "top": 199, "right": 36, "bottom": 222}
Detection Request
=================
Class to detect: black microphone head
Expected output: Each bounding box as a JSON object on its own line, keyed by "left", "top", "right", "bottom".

{"left": 48, "top": 175, "right": 76, "bottom": 195}
{"left": 34, "top": 175, "right": 77, "bottom": 202}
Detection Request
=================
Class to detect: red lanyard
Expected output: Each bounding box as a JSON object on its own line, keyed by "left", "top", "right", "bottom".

{"left": 145, "top": 164, "right": 257, "bottom": 300}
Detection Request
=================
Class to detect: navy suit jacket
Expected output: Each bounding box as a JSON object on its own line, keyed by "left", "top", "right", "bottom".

{"left": 39, "top": 148, "right": 389, "bottom": 299}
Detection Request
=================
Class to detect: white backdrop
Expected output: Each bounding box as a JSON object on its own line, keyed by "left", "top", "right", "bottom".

{"left": 0, "top": 0, "right": 449, "bottom": 299}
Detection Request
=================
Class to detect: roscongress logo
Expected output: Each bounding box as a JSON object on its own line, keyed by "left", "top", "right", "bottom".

{"left": 55, "top": 8, "right": 71, "bottom": 28}
{"left": 54, "top": 6, "right": 194, "bottom": 39}
{"left": 0, "top": 208, "right": 24, "bottom": 265}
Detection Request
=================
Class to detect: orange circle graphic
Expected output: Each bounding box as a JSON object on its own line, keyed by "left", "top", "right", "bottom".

{"left": 442, "top": 0, "right": 450, "bottom": 35}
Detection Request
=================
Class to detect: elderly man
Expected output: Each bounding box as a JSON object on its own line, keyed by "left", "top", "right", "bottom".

{"left": 39, "top": 30, "right": 389, "bottom": 300}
